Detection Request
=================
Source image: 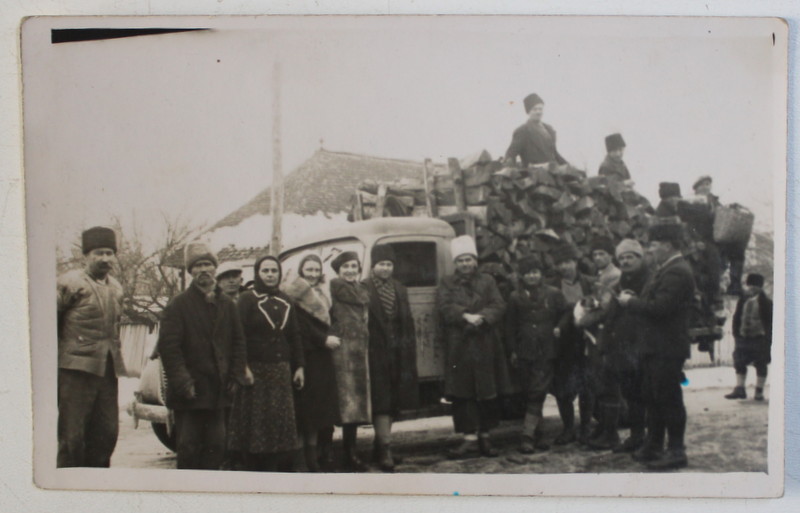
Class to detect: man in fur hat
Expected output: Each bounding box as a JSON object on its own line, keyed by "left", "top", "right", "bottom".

{"left": 618, "top": 223, "right": 695, "bottom": 470}
{"left": 157, "top": 241, "right": 248, "bottom": 470}
{"left": 437, "top": 235, "right": 510, "bottom": 459}
{"left": 598, "top": 133, "right": 631, "bottom": 181}
{"left": 725, "top": 273, "right": 773, "bottom": 401}
{"left": 57, "top": 226, "right": 126, "bottom": 467}
{"left": 504, "top": 93, "right": 568, "bottom": 168}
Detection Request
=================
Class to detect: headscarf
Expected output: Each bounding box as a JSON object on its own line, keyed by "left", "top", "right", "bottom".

{"left": 253, "top": 255, "right": 282, "bottom": 295}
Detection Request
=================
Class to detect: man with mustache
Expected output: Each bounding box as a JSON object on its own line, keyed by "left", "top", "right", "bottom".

{"left": 57, "top": 226, "right": 126, "bottom": 467}
{"left": 157, "top": 241, "right": 248, "bottom": 470}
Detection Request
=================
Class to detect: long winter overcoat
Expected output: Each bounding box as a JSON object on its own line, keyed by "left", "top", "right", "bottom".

{"left": 627, "top": 255, "right": 696, "bottom": 360}
{"left": 364, "top": 277, "right": 419, "bottom": 416}
{"left": 328, "top": 278, "right": 372, "bottom": 425}
{"left": 157, "top": 284, "right": 247, "bottom": 410}
{"left": 506, "top": 284, "right": 568, "bottom": 363}
{"left": 436, "top": 272, "right": 512, "bottom": 401}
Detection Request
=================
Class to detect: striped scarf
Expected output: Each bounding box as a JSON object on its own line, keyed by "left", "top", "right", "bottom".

{"left": 372, "top": 276, "right": 396, "bottom": 318}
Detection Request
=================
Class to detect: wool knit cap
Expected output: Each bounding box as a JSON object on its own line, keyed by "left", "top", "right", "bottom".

{"left": 658, "top": 182, "right": 682, "bottom": 199}
{"left": 371, "top": 244, "right": 396, "bottom": 267}
{"left": 518, "top": 256, "right": 542, "bottom": 275}
{"left": 523, "top": 93, "right": 544, "bottom": 114}
{"left": 692, "top": 175, "right": 713, "bottom": 191}
{"left": 551, "top": 243, "right": 579, "bottom": 265}
{"left": 82, "top": 226, "right": 117, "bottom": 254}
{"left": 615, "top": 238, "right": 644, "bottom": 259}
{"left": 746, "top": 273, "right": 765, "bottom": 287}
{"left": 215, "top": 261, "right": 242, "bottom": 280}
{"left": 184, "top": 240, "right": 218, "bottom": 272}
{"left": 590, "top": 236, "right": 615, "bottom": 256}
{"left": 648, "top": 223, "right": 683, "bottom": 244}
{"left": 605, "top": 133, "right": 626, "bottom": 152}
{"left": 331, "top": 250, "right": 360, "bottom": 274}
{"left": 450, "top": 235, "right": 478, "bottom": 260}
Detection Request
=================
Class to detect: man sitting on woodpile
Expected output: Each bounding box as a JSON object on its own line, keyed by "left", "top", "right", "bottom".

{"left": 598, "top": 133, "right": 631, "bottom": 181}
{"left": 504, "top": 93, "right": 568, "bottom": 168}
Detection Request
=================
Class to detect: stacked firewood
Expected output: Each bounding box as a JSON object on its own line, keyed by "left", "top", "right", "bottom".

{"left": 349, "top": 150, "right": 655, "bottom": 278}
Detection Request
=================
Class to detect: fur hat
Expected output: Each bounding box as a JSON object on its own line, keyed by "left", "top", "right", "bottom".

{"left": 331, "top": 251, "right": 360, "bottom": 274}
{"left": 648, "top": 223, "right": 683, "bottom": 244}
{"left": 746, "top": 273, "right": 765, "bottom": 288}
{"left": 450, "top": 235, "right": 478, "bottom": 260}
{"left": 370, "top": 244, "right": 396, "bottom": 267}
{"left": 605, "top": 133, "right": 626, "bottom": 152}
{"left": 659, "top": 182, "right": 682, "bottom": 199}
{"left": 615, "top": 238, "right": 644, "bottom": 259}
{"left": 523, "top": 93, "right": 544, "bottom": 114}
{"left": 518, "top": 256, "right": 542, "bottom": 275}
{"left": 82, "top": 226, "right": 117, "bottom": 254}
{"left": 184, "top": 240, "right": 218, "bottom": 272}
{"left": 590, "top": 236, "right": 615, "bottom": 256}
{"left": 551, "top": 243, "right": 579, "bottom": 265}
{"left": 692, "top": 175, "right": 713, "bottom": 191}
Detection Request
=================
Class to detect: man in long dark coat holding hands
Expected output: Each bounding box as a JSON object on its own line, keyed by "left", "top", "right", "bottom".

{"left": 504, "top": 93, "right": 568, "bottom": 168}
{"left": 157, "top": 241, "right": 248, "bottom": 470}
{"left": 618, "top": 223, "right": 695, "bottom": 470}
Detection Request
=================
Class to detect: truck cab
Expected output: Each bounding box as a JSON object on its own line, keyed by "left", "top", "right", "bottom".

{"left": 279, "top": 216, "right": 456, "bottom": 414}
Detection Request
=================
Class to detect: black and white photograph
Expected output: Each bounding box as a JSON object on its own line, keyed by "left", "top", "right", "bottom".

{"left": 22, "top": 14, "right": 786, "bottom": 497}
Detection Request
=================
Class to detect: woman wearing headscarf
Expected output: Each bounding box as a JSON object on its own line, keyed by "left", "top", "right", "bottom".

{"left": 282, "top": 254, "right": 341, "bottom": 472}
{"left": 363, "top": 244, "right": 418, "bottom": 472}
{"left": 328, "top": 251, "right": 371, "bottom": 471}
{"left": 227, "top": 255, "right": 305, "bottom": 471}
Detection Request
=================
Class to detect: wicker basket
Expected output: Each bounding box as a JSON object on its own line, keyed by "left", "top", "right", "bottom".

{"left": 713, "top": 204, "right": 754, "bottom": 245}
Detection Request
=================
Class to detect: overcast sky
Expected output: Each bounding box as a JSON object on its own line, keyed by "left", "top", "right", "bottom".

{"left": 22, "top": 16, "right": 785, "bottom": 253}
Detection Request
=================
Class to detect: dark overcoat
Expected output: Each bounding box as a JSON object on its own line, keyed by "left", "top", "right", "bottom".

{"left": 436, "top": 272, "right": 513, "bottom": 400}
{"left": 329, "top": 278, "right": 372, "bottom": 425}
{"left": 506, "top": 285, "right": 568, "bottom": 362}
{"left": 363, "top": 277, "right": 419, "bottom": 415}
{"left": 157, "top": 284, "right": 247, "bottom": 410}
{"left": 627, "top": 255, "right": 696, "bottom": 360}
{"left": 598, "top": 266, "right": 651, "bottom": 359}
{"left": 504, "top": 121, "right": 567, "bottom": 167}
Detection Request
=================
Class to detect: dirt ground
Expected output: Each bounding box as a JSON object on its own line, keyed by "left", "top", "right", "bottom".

{"left": 111, "top": 366, "right": 769, "bottom": 474}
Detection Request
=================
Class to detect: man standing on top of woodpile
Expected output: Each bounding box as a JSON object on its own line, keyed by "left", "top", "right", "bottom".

{"left": 437, "top": 235, "right": 511, "bottom": 459}
{"left": 591, "top": 236, "right": 622, "bottom": 291}
{"left": 57, "top": 226, "right": 126, "bottom": 467}
{"left": 547, "top": 243, "right": 597, "bottom": 446}
{"left": 588, "top": 238, "right": 650, "bottom": 452}
{"left": 157, "top": 241, "right": 248, "bottom": 470}
{"left": 504, "top": 93, "right": 568, "bottom": 168}
{"left": 618, "top": 222, "right": 695, "bottom": 470}
{"left": 598, "top": 133, "right": 631, "bottom": 181}
{"left": 725, "top": 273, "right": 773, "bottom": 401}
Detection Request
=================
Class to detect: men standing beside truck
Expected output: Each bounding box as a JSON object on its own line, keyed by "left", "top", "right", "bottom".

{"left": 504, "top": 93, "right": 568, "bottom": 168}
{"left": 57, "top": 226, "right": 126, "bottom": 467}
{"left": 437, "top": 235, "right": 511, "bottom": 459}
{"left": 725, "top": 273, "right": 773, "bottom": 401}
{"left": 157, "top": 241, "right": 248, "bottom": 470}
{"left": 618, "top": 223, "right": 695, "bottom": 470}
{"left": 506, "top": 256, "right": 568, "bottom": 453}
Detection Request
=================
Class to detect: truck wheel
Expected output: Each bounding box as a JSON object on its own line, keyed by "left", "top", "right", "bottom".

{"left": 151, "top": 422, "right": 177, "bottom": 452}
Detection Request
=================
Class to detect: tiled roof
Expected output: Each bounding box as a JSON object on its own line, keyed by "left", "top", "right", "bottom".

{"left": 211, "top": 149, "right": 444, "bottom": 230}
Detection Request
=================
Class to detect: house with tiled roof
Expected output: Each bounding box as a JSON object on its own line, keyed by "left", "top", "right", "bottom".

{"left": 200, "top": 148, "right": 446, "bottom": 279}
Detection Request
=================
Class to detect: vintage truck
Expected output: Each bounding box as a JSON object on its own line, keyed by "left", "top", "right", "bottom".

{"left": 128, "top": 215, "right": 461, "bottom": 449}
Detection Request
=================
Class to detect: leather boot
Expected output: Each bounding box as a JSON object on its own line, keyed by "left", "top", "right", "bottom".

{"left": 519, "top": 413, "right": 540, "bottom": 454}
{"left": 447, "top": 438, "right": 479, "bottom": 460}
{"left": 342, "top": 425, "right": 367, "bottom": 472}
{"left": 376, "top": 443, "right": 395, "bottom": 472}
{"left": 588, "top": 403, "right": 621, "bottom": 451}
{"left": 304, "top": 443, "right": 320, "bottom": 472}
{"left": 724, "top": 386, "right": 746, "bottom": 400}
{"left": 316, "top": 428, "right": 335, "bottom": 471}
{"left": 646, "top": 447, "right": 688, "bottom": 470}
{"left": 373, "top": 438, "right": 402, "bottom": 465}
{"left": 754, "top": 387, "right": 765, "bottom": 401}
{"left": 478, "top": 434, "right": 498, "bottom": 457}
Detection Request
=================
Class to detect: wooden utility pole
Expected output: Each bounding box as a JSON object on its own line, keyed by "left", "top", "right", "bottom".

{"left": 270, "top": 60, "right": 284, "bottom": 257}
